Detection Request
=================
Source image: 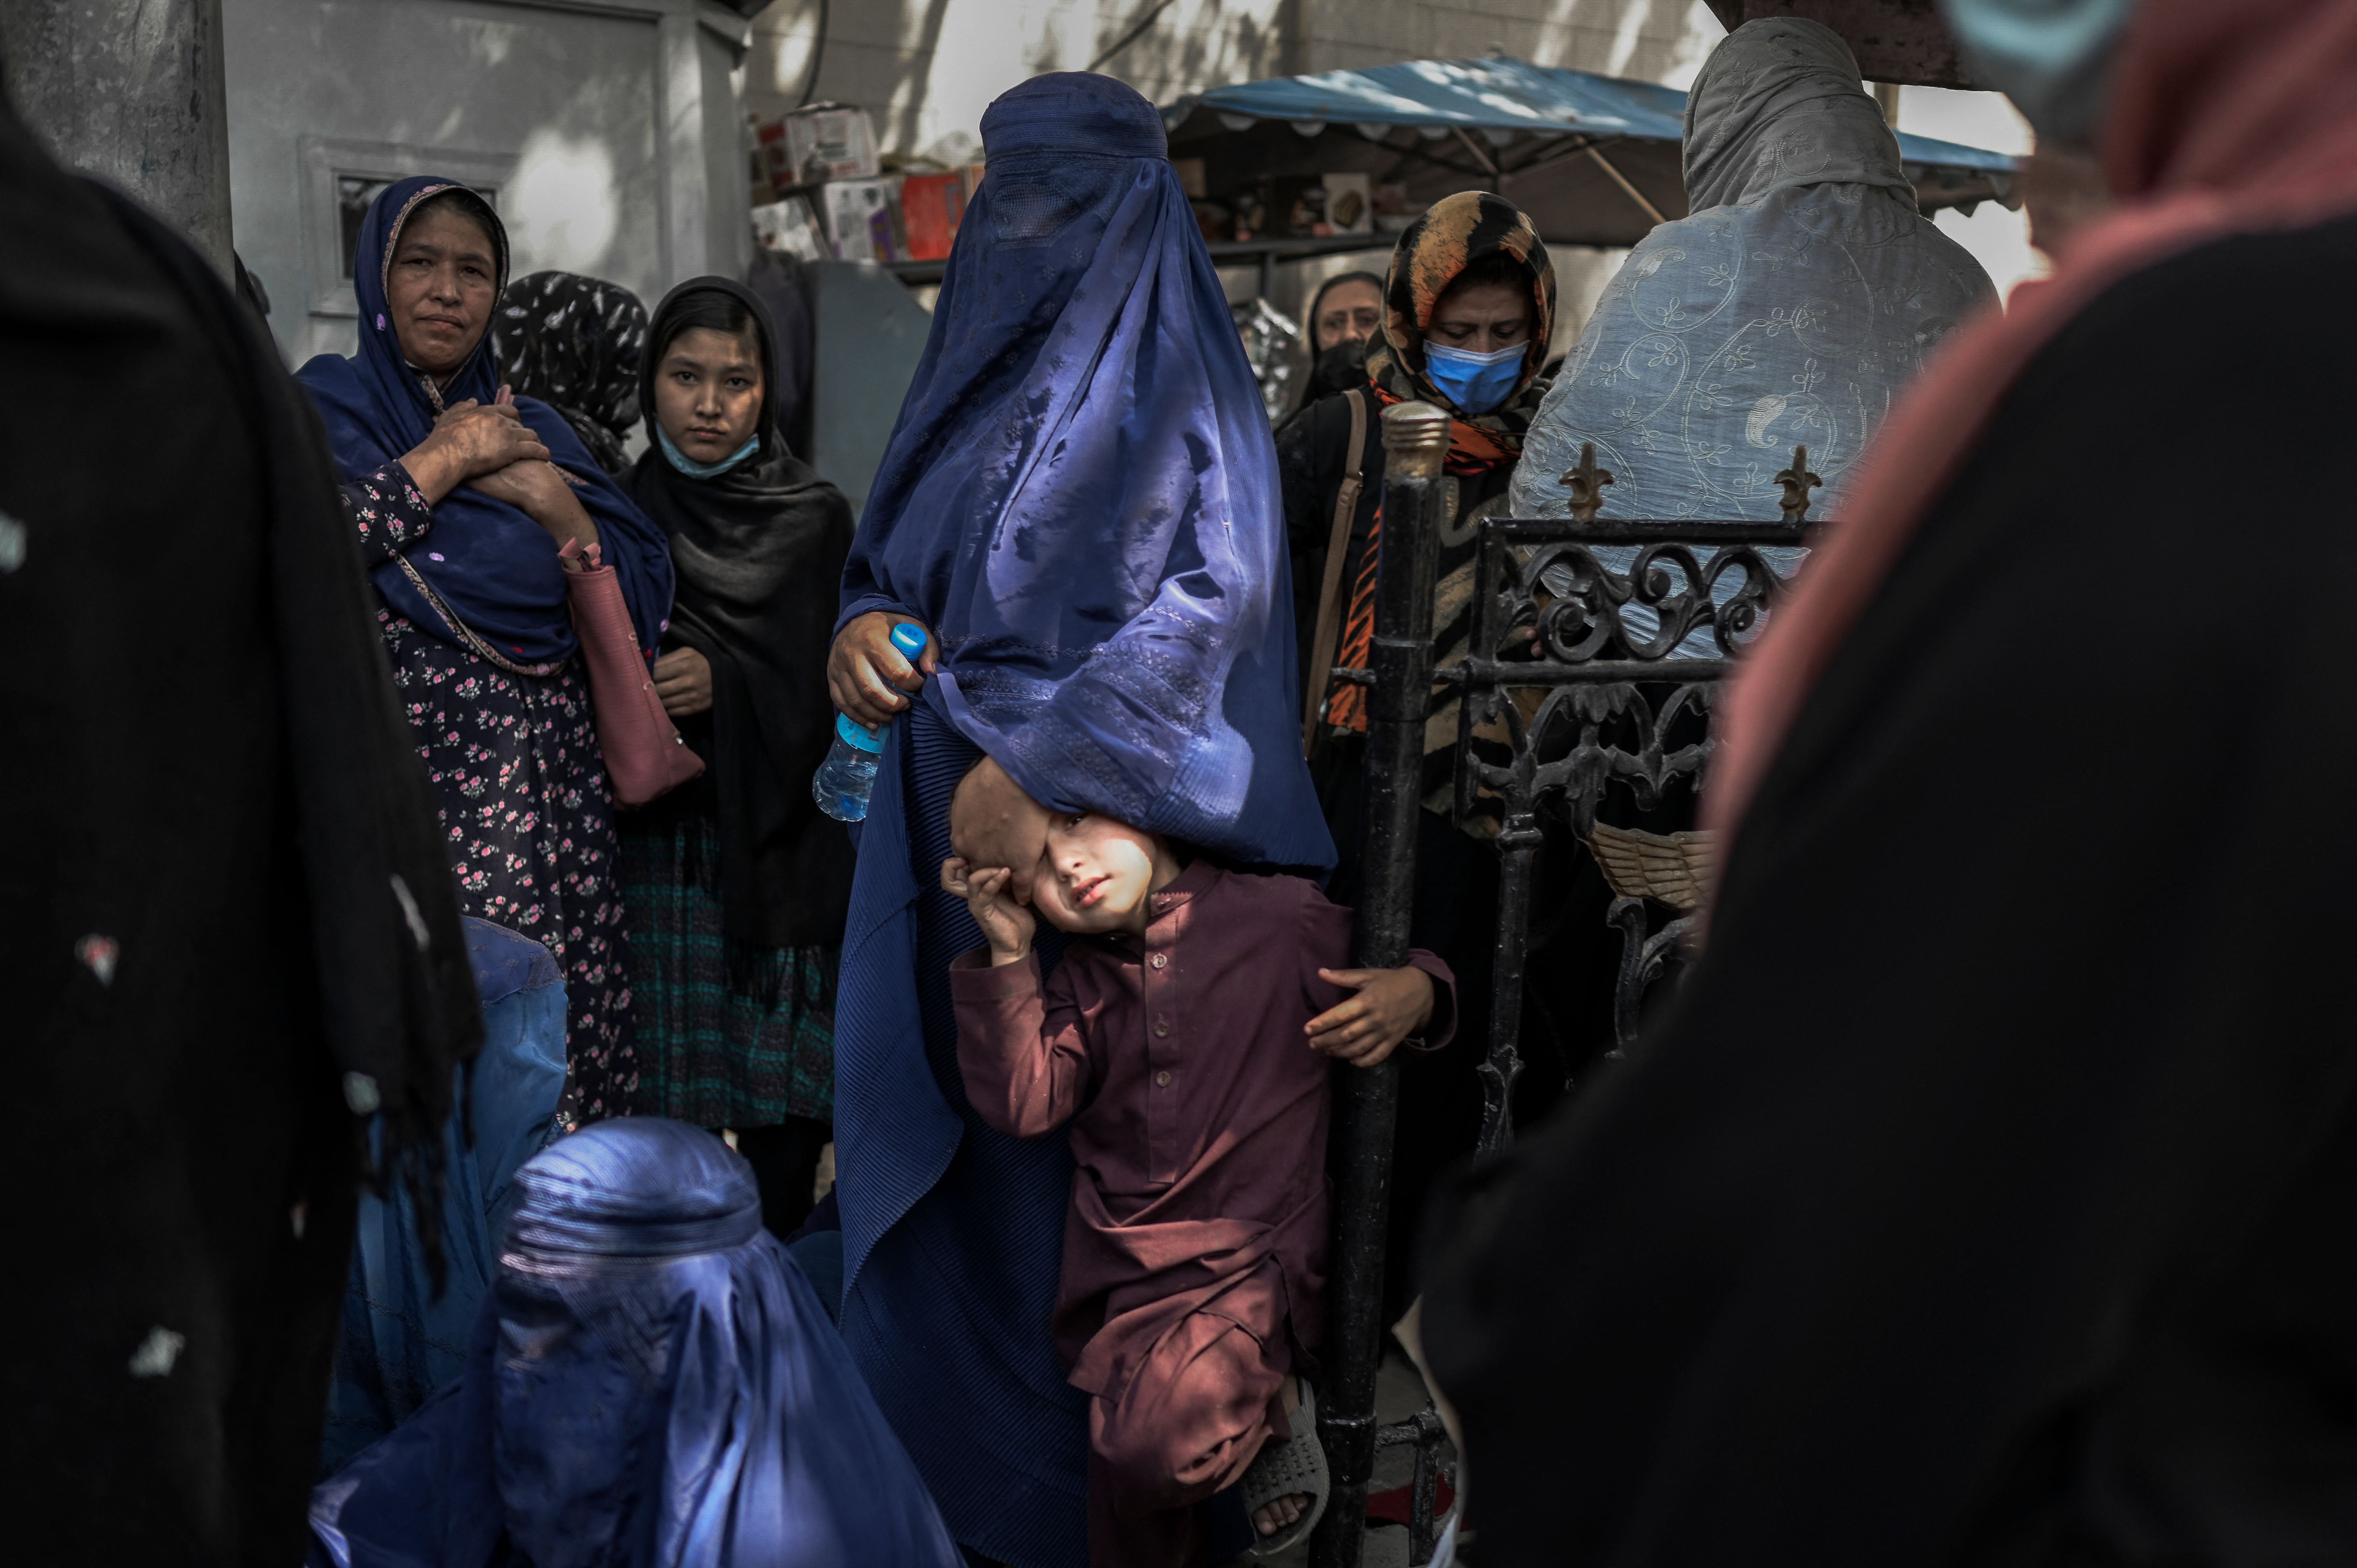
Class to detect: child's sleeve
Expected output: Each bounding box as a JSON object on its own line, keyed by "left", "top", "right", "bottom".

{"left": 1300, "top": 882, "right": 1460, "bottom": 1052}
{"left": 947, "top": 949, "right": 1097, "bottom": 1137}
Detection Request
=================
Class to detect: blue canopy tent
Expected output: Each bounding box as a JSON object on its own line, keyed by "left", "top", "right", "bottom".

{"left": 1157, "top": 54, "right": 2018, "bottom": 259}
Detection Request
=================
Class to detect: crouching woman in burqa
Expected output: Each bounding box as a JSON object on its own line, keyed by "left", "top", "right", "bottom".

{"left": 619, "top": 278, "right": 856, "bottom": 1235}
{"left": 1420, "top": 0, "right": 2357, "bottom": 1562}
{"left": 307, "top": 1118, "right": 964, "bottom": 1568}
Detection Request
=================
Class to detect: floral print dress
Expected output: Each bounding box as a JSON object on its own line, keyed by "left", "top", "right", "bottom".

{"left": 341, "top": 464, "right": 636, "bottom": 1120}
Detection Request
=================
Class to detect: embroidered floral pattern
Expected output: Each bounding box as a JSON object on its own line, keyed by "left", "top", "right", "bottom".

{"left": 341, "top": 464, "right": 637, "bottom": 1121}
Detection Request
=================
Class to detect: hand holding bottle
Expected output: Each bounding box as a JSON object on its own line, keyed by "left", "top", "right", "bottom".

{"left": 813, "top": 622, "right": 930, "bottom": 823}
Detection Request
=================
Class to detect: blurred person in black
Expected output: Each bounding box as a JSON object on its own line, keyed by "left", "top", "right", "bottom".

{"left": 0, "top": 91, "right": 475, "bottom": 1560}
{"left": 1422, "top": 0, "right": 2357, "bottom": 1562}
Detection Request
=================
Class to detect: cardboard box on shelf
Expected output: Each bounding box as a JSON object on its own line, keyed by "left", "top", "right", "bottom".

{"left": 820, "top": 178, "right": 898, "bottom": 263}
{"left": 900, "top": 171, "right": 968, "bottom": 261}
{"left": 757, "top": 104, "right": 881, "bottom": 190}
{"left": 1270, "top": 176, "right": 1332, "bottom": 238}
{"left": 1372, "top": 182, "right": 1419, "bottom": 234}
{"left": 752, "top": 194, "right": 829, "bottom": 261}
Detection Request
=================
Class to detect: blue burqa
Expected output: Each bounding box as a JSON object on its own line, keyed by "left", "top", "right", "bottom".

{"left": 297, "top": 176, "right": 671, "bottom": 667}
{"left": 307, "top": 1118, "right": 963, "bottom": 1568}
{"left": 832, "top": 73, "right": 1334, "bottom": 1566}
{"left": 321, "top": 918, "right": 568, "bottom": 1475}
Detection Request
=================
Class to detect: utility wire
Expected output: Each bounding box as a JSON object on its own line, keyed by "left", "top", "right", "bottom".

{"left": 795, "top": 0, "right": 829, "bottom": 108}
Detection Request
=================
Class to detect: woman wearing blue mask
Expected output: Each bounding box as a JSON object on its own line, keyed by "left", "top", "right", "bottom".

{"left": 1274, "top": 191, "right": 1582, "bottom": 1327}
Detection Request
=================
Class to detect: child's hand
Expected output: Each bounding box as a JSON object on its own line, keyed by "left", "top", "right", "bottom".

{"left": 941, "top": 856, "right": 1035, "bottom": 965}
{"left": 1306, "top": 965, "right": 1436, "bottom": 1067}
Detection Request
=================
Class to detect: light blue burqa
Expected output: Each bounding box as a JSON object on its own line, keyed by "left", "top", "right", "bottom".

{"left": 1511, "top": 18, "right": 1998, "bottom": 525}
{"left": 320, "top": 917, "right": 567, "bottom": 1474}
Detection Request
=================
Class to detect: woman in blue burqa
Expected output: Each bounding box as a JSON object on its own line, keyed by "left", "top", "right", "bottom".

{"left": 822, "top": 73, "right": 1334, "bottom": 1565}
{"left": 308, "top": 1118, "right": 963, "bottom": 1567}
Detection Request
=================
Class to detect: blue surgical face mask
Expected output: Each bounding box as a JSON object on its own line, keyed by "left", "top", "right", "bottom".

{"left": 1422, "top": 341, "right": 1527, "bottom": 417}
{"left": 657, "top": 424, "right": 760, "bottom": 479}
{"left": 1937, "top": 0, "right": 2137, "bottom": 146}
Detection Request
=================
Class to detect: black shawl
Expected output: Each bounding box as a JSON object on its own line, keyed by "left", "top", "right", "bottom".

{"left": 495, "top": 270, "right": 650, "bottom": 477}
{"left": 629, "top": 277, "right": 855, "bottom": 948}
{"left": 1421, "top": 215, "right": 2357, "bottom": 1566}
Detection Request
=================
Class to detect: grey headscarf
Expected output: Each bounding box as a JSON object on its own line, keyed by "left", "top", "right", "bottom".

{"left": 1682, "top": 18, "right": 1915, "bottom": 211}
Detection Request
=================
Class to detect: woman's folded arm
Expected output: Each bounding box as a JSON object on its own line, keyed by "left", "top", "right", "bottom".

{"left": 339, "top": 463, "right": 435, "bottom": 566}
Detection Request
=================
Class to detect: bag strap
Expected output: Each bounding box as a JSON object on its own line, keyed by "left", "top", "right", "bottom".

{"left": 1302, "top": 387, "right": 1369, "bottom": 756}
{"left": 386, "top": 547, "right": 568, "bottom": 679}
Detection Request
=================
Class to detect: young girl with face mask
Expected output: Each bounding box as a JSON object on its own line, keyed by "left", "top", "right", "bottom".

{"left": 617, "top": 278, "right": 857, "bottom": 1238}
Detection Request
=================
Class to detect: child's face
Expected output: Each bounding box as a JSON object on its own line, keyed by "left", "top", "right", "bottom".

{"left": 1030, "top": 812, "right": 1161, "bottom": 935}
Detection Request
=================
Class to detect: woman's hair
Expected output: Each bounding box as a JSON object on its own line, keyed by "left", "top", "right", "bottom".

{"left": 1438, "top": 247, "right": 1533, "bottom": 302}
{"left": 655, "top": 290, "right": 760, "bottom": 365}
{"left": 1309, "top": 269, "right": 1384, "bottom": 317}
{"left": 406, "top": 187, "right": 500, "bottom": 255}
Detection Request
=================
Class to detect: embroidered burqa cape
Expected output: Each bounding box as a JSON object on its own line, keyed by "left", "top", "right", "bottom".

{"left": 1508, "top": 19, "right": 1995, "bottom": 521}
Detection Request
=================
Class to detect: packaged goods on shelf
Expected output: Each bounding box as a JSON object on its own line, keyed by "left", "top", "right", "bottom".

{"left": 752, "top": 195, "right": 829, "bottom": 261}
{"left": 1323, "top": 172, "right": 1373, "bottom": 234}
{"left": 820, "top": 178, "right": 897, "bottom": 263}
{"left": 899, "top": 171, "right": 969, "bottom": 261}
{"left": 756, "top": 103, "right": 881, "bottom": 190}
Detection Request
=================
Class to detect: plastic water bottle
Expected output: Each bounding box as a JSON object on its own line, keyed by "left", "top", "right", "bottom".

{"left": 812, "top": 623, "right": 928, "bottom": 823}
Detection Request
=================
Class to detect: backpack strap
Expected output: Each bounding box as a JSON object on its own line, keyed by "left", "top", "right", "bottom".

{"left": 1302, "top": 387, "right": 1370, "bottom": 756}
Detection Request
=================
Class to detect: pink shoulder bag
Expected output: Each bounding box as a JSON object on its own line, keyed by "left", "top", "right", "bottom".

{"left": 560, "top": 538, "right": 705, "bottom": 808}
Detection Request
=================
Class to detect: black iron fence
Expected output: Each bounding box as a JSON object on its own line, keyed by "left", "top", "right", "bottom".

{"left": 1311, "top": 406, "right": 1813, "bottom": 1567}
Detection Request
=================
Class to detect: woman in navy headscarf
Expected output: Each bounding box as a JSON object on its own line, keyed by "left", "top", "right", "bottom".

{"left": 822, "top": 74, "right": 1333, "bottom": 1565}
{"left": 307, "top": 1118, "right": 964, "bottom": 1568}
{"left": 297, "top": 179, "right": 674, "bottom": 1121}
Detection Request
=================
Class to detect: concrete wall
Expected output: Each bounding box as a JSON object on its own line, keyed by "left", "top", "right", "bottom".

{"left": 3, "top": 0, "right": 236, "bottom": 273}
{"left": 224, "top": 0, "right": 754, "bottom": 367}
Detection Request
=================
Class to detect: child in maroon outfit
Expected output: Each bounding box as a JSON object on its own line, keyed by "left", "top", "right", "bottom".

{"left": 942, "top": 781, "right": 1454, "bottom": 1568}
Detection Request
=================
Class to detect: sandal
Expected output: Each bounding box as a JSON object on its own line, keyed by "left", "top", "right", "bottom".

{"left": 1242, "top": 1379, "right": 1330, "bottom": 1558}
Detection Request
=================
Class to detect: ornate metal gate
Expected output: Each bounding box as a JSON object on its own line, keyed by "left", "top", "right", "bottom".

{"left": 1312, "top": 404, "right": 1812, "bottom": 1567}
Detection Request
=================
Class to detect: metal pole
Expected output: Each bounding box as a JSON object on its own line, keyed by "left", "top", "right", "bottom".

{"left": 0, "top": 0, "right": 235, "bottom": 275}
{"left": 1475, "top": 825, "right": 1535, "bottom": 1154}
{"left": 1311, "top": 399, "right": 1448, "bottom": 1568}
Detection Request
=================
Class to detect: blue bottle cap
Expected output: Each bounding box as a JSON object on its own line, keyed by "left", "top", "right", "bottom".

{"left": 836, "top": 712, "right": 885, "bottom": 753}
{"left": 889, "top": 622, "right": 929, "bottom": 658}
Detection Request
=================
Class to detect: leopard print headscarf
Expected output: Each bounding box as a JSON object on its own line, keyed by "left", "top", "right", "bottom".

{"left": 1362, "top": 191, "right": 1555, "bottom": 457}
